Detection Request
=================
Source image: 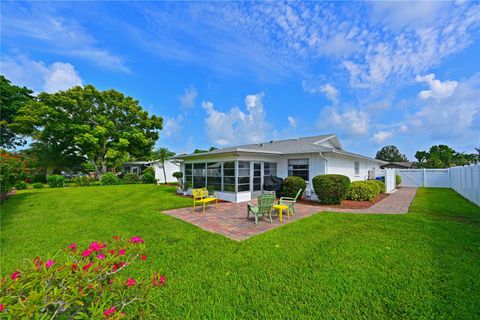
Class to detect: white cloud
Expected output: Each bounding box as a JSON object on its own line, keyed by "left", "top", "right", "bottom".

{"left": 303, "top": 80, "right": 340, "bottom": 104}
{"left": 2, "top": 5, "right": 129, "bottom": 73}
{"left": 372, "top": 130, "right": 393, "bottom": 144}
{"left": 415, "top": 74, "right": 458, "bottom": 100}
{"left": 202, "top": 92, "right": 270, "bottom": 146}
{"left": 287, "top": 116, "right": 297, "bottom": 129}
{"left": 179, "top": 86, "right": 198, "bottom": 108}
{"left": 162, "top": 115, "right": 184, "bottom": 137}
{"left": 319, "top": 107, "right": 370, "bottom": 137}
{"left": 1, "top": 55, "right": 82, "bottom": 93}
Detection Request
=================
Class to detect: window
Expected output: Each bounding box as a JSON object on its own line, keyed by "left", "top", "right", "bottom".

{"left": 184, "top": 163, "right": 193, "bottom": 189}
{"left": 264, "top": 162, "right": 277, "bottom": 176}
{"left": 206, "top": 162, "right": 222, "bottom": 191}
{"left": 288, "top": 159, "right": 309, "bottom": 181}
{"left": 132, "top": 167, "right": 139, "bottom": 175}
{"left": 237, "top": 161, "right": 250, "bottom": 192}
{"left": 223, "top": 161, "right": 235, "bottom": 192}
{"left": 354, "top": 161, "right": 360, "bottom": 176}
{"left": 193, "top": 163, "right": 206, "bottom": 188}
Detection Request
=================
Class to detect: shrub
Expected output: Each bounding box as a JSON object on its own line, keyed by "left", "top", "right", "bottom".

{"left": 346, "top": 181, "right": 380, "bottom": 202}
{"left": 122, "top": 173, "right": 139, "bottom": 184}
{"left": 141, "top": 173, "right": 156, "bottom": 184}
{"left": 72, "top": 176, "right": 97, "bottom": 186}
{"left": 33, "top": 183, "right": 44, "bottom": 189}
{"left": 143, "top": 166, "right": 155, "bottom": 175}
{"left": 14, "top": 181, "right": 28, "bottom": 190}
{"left": 368, "top": 180, "right": 386, "bottom": 193}
{"left": 0, "top": 236, "right": 166, "bottom": 318}
{"left": 281, "top": 176, "right": 306, "bottom": 198}
{"left": 32, "top": 174, "right": 47, "bottom": 184}
{"left": 396, "top": 174, "right": 402, "bottom": 186}
{"left": 312, "top": 174, "right": 350, "bottom": 204}
{"left": 0, "top": 150, "right": 30, "bottom": 195}
{"left": 172, "top": 171, "right": 183, "bottom": 180}
{"left": 47, "top": 175, "right": 65, "bottom": 188}
{"left": 91, "top": 181, "right": 102, "bottom": 186}
{"left": 101, "top": 172, "right": 120, "bottom": 185}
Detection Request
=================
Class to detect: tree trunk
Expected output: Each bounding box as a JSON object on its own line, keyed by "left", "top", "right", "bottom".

{"left": 162, "top": 160, "right": 167, "bottom": 184}
{"left": 90, "top": 159, "right": 100, "bottom": 178}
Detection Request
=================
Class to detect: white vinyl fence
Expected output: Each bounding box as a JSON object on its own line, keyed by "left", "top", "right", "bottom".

{"left": 395, "top": 165, "right": 480, "bottom": 206}
{"left": 385, "top": 169, "right": 396, "bottom": 193}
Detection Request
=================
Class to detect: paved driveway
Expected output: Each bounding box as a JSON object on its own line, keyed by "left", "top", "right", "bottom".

{"left": 162, "top": 188, "right": 417, "bottom": 241}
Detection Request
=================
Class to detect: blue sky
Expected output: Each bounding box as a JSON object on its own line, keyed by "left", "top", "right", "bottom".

{"left": 1, "top": 1, "right": 479, "bottom": 160}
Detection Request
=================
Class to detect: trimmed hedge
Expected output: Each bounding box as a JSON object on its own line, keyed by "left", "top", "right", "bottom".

{"left": 346, "top": 181, "right": 380, "bottom": 202}
{"left": 396, "top": 174, "right": 402, "bottom": 186}
{"left": 33, "top": 183, "right": 44, "bottom": 189}
{"left": 122, "top": 173, "right": 139, "bottom": 184}
{"left": 312, "top": 174, "right": 351, "bottom": 204}
{"left": 141, "top": 173, "right": 156, "bottom": 184}
{"left": 72, "top": 176, "right": 97, "bottom": 186}
{"left": 101, "top": 173, "right": 120, "bottom": 185}
{"left": 281, "top": 176, "right": 306, "bottom": 198}
{"left": 47, "top": 175, "right": 65, "bottom": 188}
{"left": 368, "top": 180, "right": 386, "bottom": 193}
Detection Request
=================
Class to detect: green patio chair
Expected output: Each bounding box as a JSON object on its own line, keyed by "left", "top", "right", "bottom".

{"left": 247, "top": 193, "right": 275, "bottom": 224}
{"left": 278, "top": 188, "right": 303, "bottom": 216}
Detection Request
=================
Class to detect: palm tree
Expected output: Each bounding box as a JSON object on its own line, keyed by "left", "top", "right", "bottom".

{"left": 151, "top": 148, "right": 176, "bottom": 183}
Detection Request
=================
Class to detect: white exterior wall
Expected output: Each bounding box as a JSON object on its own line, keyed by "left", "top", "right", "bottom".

{"left": 153, "top": 161, "right": 180, "bottom": 183}
{"left": 324, "top": 153, "right": 381, "bottom": 181}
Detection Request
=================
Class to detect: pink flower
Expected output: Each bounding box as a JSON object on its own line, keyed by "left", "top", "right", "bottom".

{"left": 152, "top": 273, "right": 166, "bottom": 286}
{"left": 97, "top": 254, "right": 105, "bottom": 260}
{"left": 125, "top": 278, "right": 136, "bottom": 287}
{"left": 89, "top": 241, "right": 101, "bottom": 251}
{"left": 131, "top": 236, "right": 144, "bottom": 243}
{"left": 120, "top": 261, "right": 126, "bottom": 267}
{"left": 71, "top": 263, "right": 79, "bottom": 271}
{"left": 140, "top": 255, "right": 147, "bottom": 261}
{"left": 68, "top": 243, "right": 77, "bottom": 251}
{"left": 118, "top": 249, "right": 126, "bottom": 256}
{"left": 0, "top": 303, "right": 4, "bottom": 312}
{"left": 11, "top": 271, "right": 20, "bottom": 280}
{"left": 45, "top": 260, "right": 54, "bottom": 268}
{"left": 82, "top": 249, "right": 93, "bottom": 257}
{"left": 107, "top": 249, "right": 116, "bottom": 255}
{"left": 104, "top": 306, "right": 116, "bottom": 316}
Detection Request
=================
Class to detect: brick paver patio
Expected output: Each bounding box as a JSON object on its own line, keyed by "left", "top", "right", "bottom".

{"left": 162, "top": 187, "right": 417, "bottom": 241}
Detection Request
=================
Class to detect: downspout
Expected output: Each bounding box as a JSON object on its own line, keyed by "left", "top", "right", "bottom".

{"left": 318, "top": 152, "right": 328, "bottom": 174}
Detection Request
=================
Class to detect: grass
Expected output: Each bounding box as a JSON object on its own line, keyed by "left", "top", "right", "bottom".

{"left": 1, "top": 186, "right": 479, "bottom": 319}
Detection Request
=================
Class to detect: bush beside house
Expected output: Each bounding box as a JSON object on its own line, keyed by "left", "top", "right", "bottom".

{"left": 281, "top": 176, "right": 306, "bottom": 198}
{"left": 346, "top": 181, "right": 380, "bottom": 202}
{"left": 122, "top": 173, "right": 139, "bottom": 184}
{"left": 368, "top": 180, "right": 386, "bottom": 193}
{"left": 47, "top": 175, "right": 65, "bottom": 188}
{"left": 101, "top": 173, "right": 120, "bottom": 185}
{"left": 396, "top": 174, "right": 402, "bottom": 186}
{"left": 312, "top": 174, "right": 351, "bottom": 204}
{"left": 141, "top": 173, "right": 156, "bottom": 184}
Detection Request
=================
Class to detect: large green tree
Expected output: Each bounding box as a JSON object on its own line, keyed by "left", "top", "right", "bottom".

{"left": 151, "top": 147, "right": 175, "bottom": 183}
{"left": 0, "top": 76, "right": 33, "bottom": 148}
{"left": 375, "top": 145, "right": 408, "bottom": 162}
{"left": 193, "top": 146, "right": 218, "bottom": 154}
{"left": 13, "top": 85, "right": 163, "bottom": 177}
{"left": 415, "top": 145, "right": 479, "bottom": 168}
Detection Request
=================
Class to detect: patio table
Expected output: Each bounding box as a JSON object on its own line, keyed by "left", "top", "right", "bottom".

{"left": 270, "top": 204, "right": 290, "bottom": 223}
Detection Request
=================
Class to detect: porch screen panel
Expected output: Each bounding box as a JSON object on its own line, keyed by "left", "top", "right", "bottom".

{"left": 223, "top": 161, "right": 235, "bottom": 192}
{"left": 206, "top": 162, "right": 221, "bottom": 191}
{"left": 264, "top": 162, "right": 277, "bottom": 176}
{"left": 193, "top": 163, "right": 206, "bottom": 188}
{"left": 288, "top": 159, "right": 309, "bottom": 181}
{"left": 184, "top": 163, "right": 193, "bottom": 189}
{"left": 238, "top": 161, "right": 250, "bottom": 192}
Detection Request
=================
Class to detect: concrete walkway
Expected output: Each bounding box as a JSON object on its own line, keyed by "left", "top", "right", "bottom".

{"left": 162, "top": 187, "right": 417, "bottom": 241}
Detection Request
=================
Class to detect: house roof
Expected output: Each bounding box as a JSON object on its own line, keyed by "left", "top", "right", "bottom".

{"left": 380, "top": 161, "right": 415, "bottom": 168}
{"left": 174, "top": 134, "right": 384, "bottom": 163}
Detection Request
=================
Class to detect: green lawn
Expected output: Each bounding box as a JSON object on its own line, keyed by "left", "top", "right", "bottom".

{"left": 1, "top": 185, "right": 479, "bottom": 319}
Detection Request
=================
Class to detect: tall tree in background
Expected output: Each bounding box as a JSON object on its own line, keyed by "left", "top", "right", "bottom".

{"left": 151, "top": 148, "right": 175, "bottom": 183}
{"left": 12, "top": 85, "right": 163, "bottom": 177}
{"left": 375, "top": 145, "right": 408, "bottom": 162}
{"left": 193, "top": 146, "right": 218, "bottom": 154}
{"left": 0, "top": 76, "right": 33, "bottom": 148}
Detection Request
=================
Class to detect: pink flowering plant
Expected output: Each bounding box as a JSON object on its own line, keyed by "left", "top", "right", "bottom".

{"left": 0, "top": 236, "right": 166, "bottom": 319}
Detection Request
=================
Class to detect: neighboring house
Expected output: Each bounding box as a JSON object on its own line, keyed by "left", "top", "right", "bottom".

{"left": 122, "top": 160, "right": 180, "bottom": 183}
{"left": 173, "top": 134, "right": 387, "bottom": 202}
{"left": 380, "top": 162, "right": 416, "bottom": 169}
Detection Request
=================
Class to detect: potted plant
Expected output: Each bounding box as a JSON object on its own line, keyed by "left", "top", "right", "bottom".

{"left": 172, "top": 172, "right": 183, "bottom": 194}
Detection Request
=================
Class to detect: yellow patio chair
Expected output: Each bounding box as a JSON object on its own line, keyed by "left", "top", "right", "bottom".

{"left": 192, "top": 188, "right": 218, "bottom": 214}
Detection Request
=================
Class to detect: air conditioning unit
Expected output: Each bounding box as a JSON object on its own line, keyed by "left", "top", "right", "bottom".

{"left": 305, "top": 188, "right": 312, "bottom": 197}
{"left": 368, "top": 169, "right": 375, "bottom": 180}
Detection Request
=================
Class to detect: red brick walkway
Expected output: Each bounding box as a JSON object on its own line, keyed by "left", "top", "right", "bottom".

{"left": 162, "top": 188, "right": 417, "bottom": 241}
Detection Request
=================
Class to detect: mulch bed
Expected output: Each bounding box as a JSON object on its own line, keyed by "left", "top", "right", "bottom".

{"left": 299, "top": 193, "right": 389, "bottom": 209}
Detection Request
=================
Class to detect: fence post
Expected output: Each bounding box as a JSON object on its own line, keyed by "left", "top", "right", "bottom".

{"left": 423, "top": 168, "right": 426, "bottom": 187}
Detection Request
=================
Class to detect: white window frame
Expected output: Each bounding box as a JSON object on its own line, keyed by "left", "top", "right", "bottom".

{"left": 354, "top": 161, "right": 360, "bottom": 176}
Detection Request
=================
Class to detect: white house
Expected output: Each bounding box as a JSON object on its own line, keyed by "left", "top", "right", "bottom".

{"left": 174, "top": 134, "right": 387, "bottom": 202}
{"left": 122, "top": 160, "right": 180, "bottom": 183}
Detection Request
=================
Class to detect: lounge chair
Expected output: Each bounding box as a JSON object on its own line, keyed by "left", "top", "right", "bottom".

{"left": 278, "top": 188, "right": 303, "bottom": 215}
{"left": 247, "top": 193, "right": 275, "bottom": 224}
